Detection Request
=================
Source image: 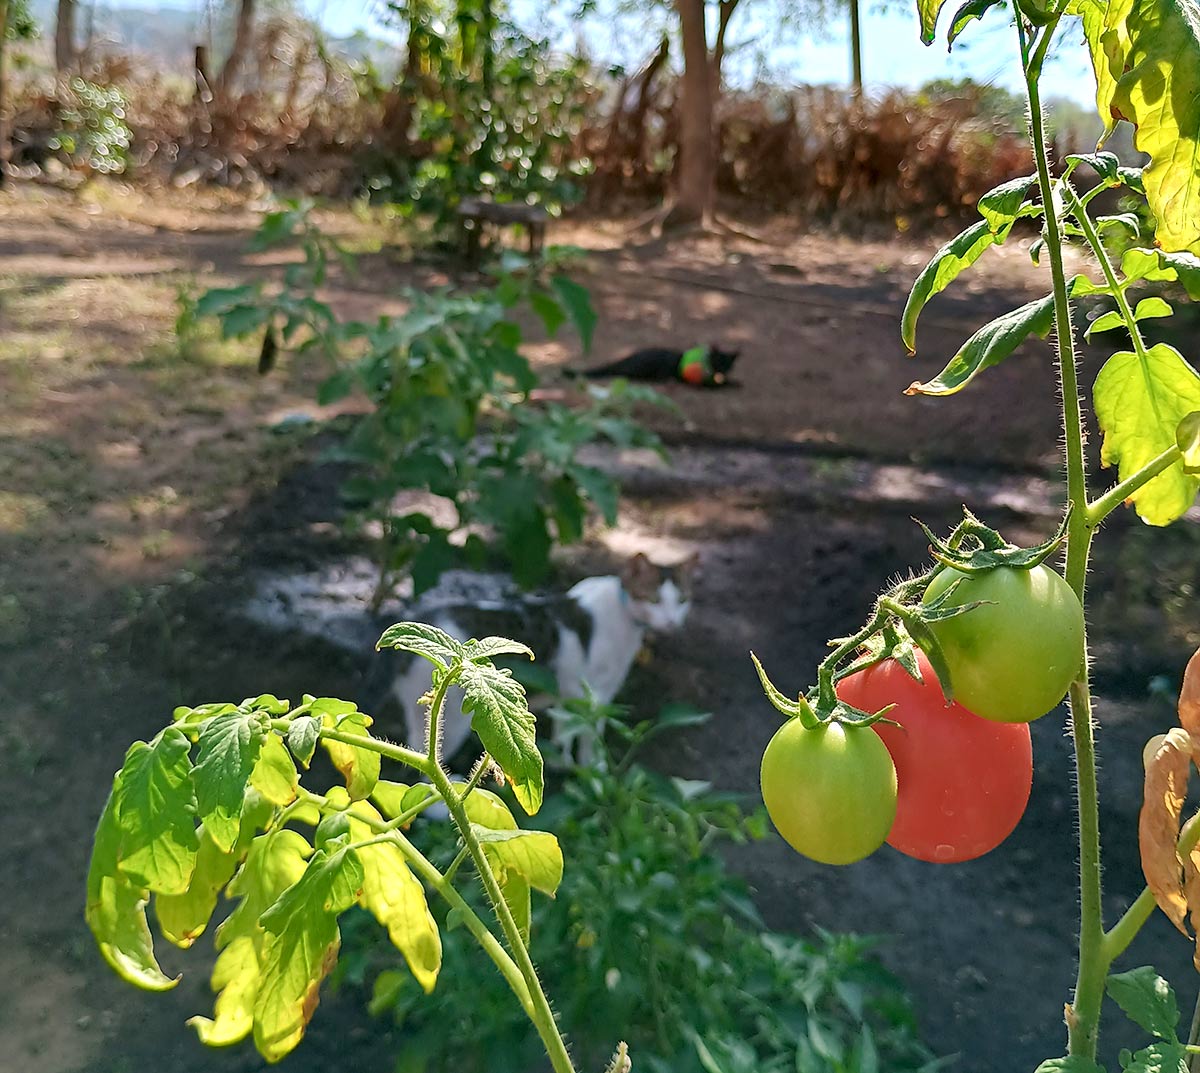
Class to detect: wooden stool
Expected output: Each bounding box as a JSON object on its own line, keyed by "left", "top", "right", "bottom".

{"left": 457, "top": 197, "right": 549, "bottom": 266}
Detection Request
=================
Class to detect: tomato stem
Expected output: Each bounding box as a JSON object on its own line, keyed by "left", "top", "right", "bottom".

{"left": 1019, "top": 14, "right": 1107, "bottom": 1060}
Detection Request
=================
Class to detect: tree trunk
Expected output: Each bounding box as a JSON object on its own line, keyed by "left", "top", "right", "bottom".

{"left": 849, "top": 0, "right": 863, "bottom": 96}
{"left": 55, "top": 0, "right": 76, "bottom": 72}
{"left": 216, "top": 0, "right": 256, "bottom": 100}
{"left": 710, "top": 0, "right": 739, "bottom": 96}
{"left": 0, "top": 0, "right": 8, "bottom": 188}
{"left": 669, "top": 0, "right": 715, "bottom": 227}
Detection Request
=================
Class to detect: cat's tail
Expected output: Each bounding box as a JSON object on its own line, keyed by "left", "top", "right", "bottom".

{"left": 563, "top": 362, "right": 619, "bottom": 380}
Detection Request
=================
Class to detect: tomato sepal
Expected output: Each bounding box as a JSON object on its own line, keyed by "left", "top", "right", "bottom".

{"left": 915, "top": 507, "right": 1070, "bottom": 575}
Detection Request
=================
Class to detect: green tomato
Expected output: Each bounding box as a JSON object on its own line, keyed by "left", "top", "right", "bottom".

{"left": 760, "top": 719, "right": 897, "bottom": 865}
{"left": 923, "top": 563, "right": 1084, "bottom": 723}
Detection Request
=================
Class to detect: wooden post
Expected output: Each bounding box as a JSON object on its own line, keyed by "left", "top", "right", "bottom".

{"left": 0, "top": 0, "right": 9, "bottom": 189}
{"left": 849, "top": 0, "right": 863, "bottom": 97}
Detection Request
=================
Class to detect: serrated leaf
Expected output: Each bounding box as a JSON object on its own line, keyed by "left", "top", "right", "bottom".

{"left": 1094, "top": 344, "right": 1200, "bottom": 524}
{"left": 472, "top": 825, "right": 563, "bottom": 896}
{"left": 947, "top": 0, "right": 1003, "bottom": 45}
{"left": 458, "top": 662, "right": 543, "bottom": 815}
{"left": 1032, "top": 1059, "right": 1106, "bottom": 1073}
{"left": 375, "top": 621, "right": 462, "bottom": 667}
{"left": 550, "top": 275, "right": 597, "bottom": 353}
{"left": 86, "top": 777, "right": 178, "bottom": 991}
{"left": 371, "top": 780, "right": 440, "bottom": 823}
{"left": 906, "top": 295, "right": 1055, "bottom": 396}
{"left": 319, "top": 709, "right": 380, "bottom": 801}
{"left": 115, "top": 728, "right": 199, "bottom": 896}
{"left": 195, "top": 710, "right": 268, "bottom": 852}
{"left": 1122, "top": 1041, "right": 1188, "bottom": 1072}
{"left": 530, "top": 289, "right": 566, "bottom": 337}
{"left": 189, "top": 830, "right": 312, "bottom": 1048}
{"left": 978, "top": 175, "right": 1038, "bottom": 240}
{"left": 902, "top": 220, "right": 996, "bottom": 353}
{"left": 287, "top": 716, "right": 320, "bottom": 769}
{"left": 1106, "top": 967, "right": 1180, "bottom": 1039}
{"left": 462, "top": 636, "right": 535, "bottom": 663}
{"left": 1094, "top": 0, "right": 1200, "bottom": 251}
{"left": 347, "top": 801, "right": 441, "bottom": 992}
{"left": 253, "top": 846, "right": 363, "bottom": 1061}
{"left": 1142, "top": 250, "right": 1200, "bottom": 299}
{"left": 250, "top": 732, "right": 299, "bottom": 807}
{"left": 1177, "top": 412, "right": 1200, "bottom": 471}
{"left": 1067, "top": 151, "right": 1123, "bottom": 184}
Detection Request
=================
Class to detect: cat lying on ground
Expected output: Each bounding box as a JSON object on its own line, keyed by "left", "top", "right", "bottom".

{"left": 573, "top": 345, "right": 741, "bottom": 387}
{"left": 363, "top": 552, "right": 697, "bottom": 765}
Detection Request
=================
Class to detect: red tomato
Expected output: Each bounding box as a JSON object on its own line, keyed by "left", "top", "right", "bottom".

{"left": 836, "top": 653, "right": 1032, "bottom": 863}
{"left": 681, "top": 362, "right": 707, "bottom": 385}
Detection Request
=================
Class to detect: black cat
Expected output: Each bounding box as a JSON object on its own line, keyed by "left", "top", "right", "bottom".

{"left": 573, "top": 345, "right": 741, "bottom": 387}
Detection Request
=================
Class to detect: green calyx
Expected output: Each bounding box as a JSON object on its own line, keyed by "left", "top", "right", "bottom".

{"left": 915, "top": 507, "right": 1069, "bottom": 575}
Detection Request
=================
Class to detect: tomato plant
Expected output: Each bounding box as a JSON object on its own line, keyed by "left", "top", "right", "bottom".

{"left": 837, "top": 653, "right": 1032, "bottom": 863}
{"left": 922, "top": 563, "right": 1084, "bottom": 723}
{"left": 759, "top": 718, "right": 897, "bottom": 865}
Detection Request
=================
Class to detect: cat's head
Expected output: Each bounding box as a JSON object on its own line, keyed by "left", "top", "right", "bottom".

{"left": 621, "top": 551, "right": 699, "bottom": 631}
{"left": 707, "top": 346, "right": 740, "bottom": 384}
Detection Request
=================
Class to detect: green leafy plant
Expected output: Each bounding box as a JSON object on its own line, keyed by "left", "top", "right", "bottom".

{"left": 749, "top": 0, "right": 1200, "bottom": 1068}
{"left": 346, "top": 693, "right": 938, "bottom": 1073}
{"left": 49, "top": 78, "right": 133, "bottom": 176}
{"left": 187, "top": 202, "right": 664, "bottom": 604}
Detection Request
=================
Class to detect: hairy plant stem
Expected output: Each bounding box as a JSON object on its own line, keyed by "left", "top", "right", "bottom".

{"left": 1021, "top": 17, "right": 1105, "bottom": 1059}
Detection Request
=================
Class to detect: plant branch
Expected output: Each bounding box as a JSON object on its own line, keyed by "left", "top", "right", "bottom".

{"left": 1087, "top": 445, "right": 1183, "bottom": 527}
{"left": 271, "top": 719, "right": 432, "bottom": 774}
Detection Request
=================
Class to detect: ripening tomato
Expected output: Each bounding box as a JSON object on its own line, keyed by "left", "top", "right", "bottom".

{"left": 922, "top": 563, "right": 1084, "bottom": 723}
{"left": 760, "top": 718, "right": 897, "bottom": 865}
{"left": 837, "top": 653, "right": 1033, "bottom": 863}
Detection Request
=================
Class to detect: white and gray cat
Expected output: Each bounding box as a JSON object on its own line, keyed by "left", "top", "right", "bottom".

{"left": 364, "top": 552, "right": 697, "bottom": 762}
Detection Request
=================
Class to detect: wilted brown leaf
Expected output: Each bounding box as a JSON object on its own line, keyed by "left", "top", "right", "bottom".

{"left": 1139, "top": 727, "right": 1194, "bottom": 934}
{"left": 1179, "top": 648, "right": 1200, "bottom": 738}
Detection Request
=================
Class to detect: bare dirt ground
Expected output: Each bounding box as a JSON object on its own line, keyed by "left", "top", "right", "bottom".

{"left": 2, "top": 184, "right": 1199, "bottom": 1073}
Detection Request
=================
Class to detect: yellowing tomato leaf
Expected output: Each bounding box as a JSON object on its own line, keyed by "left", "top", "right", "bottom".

{"left": 189, "top": 829, "right": 311, "bottom": 1048}
{"left": 194, "top": 709, "right": 269, "bottom": 852}
{"left": 347, "top": 802, "right": 441, "bottom": 992}
{"left": 905, "top": 295, "right": 1055, "bottom": 396}
{"left": 458, "top": 662, "right": 542, "bottom": 815}
{"left": 916, "top": 0, "right": 953, "bottom": 42}
{"left": 115, "top": 728, "right": 199, "bottom": 896}
{"left": 253, "top": 846, "right": 363, "bottom": 1061}
{"left": 1106, "top": 966, "right": 1181, "bottom": 1039}
{"left": 472, "top": 825, "right": 563, "bottom": 897}
{"left": 902, "top": 220, "right": 995, "bottom": 354}
{"left": 155, "top": 827, "right": 239, "bottom": 949}
{"left": 1093, "top": 344, "right": 1200, "bottom": 525}
{"left": 463, "top": 787, "right": 518, "bottom": 831}
{"left": 1106, "top": 0, "right": 1200, "bottom": 251}
{"left": 1139, "top": 727, "right": 1193, "bottom": 933}
{"left": 85, "top": 777, "right": 178, "bottom": 991}
{"left": 317, "top": 706, "right": 380, "bottom": 801}
{"left": 250, "top": 732, "right": 299, "bottom": 807}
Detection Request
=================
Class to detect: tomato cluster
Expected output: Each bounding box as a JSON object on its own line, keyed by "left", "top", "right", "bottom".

{"left": 760, "top": 563, "right": 1084, "bottom": 866}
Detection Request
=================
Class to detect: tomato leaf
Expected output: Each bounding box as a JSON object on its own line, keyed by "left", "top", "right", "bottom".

{"left": 472, "top": 825, "right": 564, "bottom": 896}
{"left": 461, "top": 636, "right": 535, "bottom": 663}
{"left": 347, "top": 800, "right": 441, "bottom": 992}
{"left": 529, "top": 290, "right": 566, "bottom": 338}
{"left": 902, "top": 220, "right": 996, "bottom": 353}
{"left": 458, "top": 661, "right": 543, "bottom": 815}
{"left": 1122, "top": 1041, "right": 1188, "bottom": 1073}
{"left": 915, "top": 0, "right": 954, "bottom": 43}
{"left": 250, "top": 732, "right": 299, "bottom": 806}
{"left": 188, "top": 829, "right": 312, "bottom": 1048}
{"left": 1106, "top": 967, "right": 1181, "bottom": 1039}
{"left": 1031, "top": 1060, "right": 1106, "bottom": 1073}
{"left": 1086, "top": 311, "right": 1127, "bottom": 340}
{"left": 281, "top": 714, "right": 317, "bottom": 768}
{"left": 1180, "top": 648, "right": 1200, "bottom": 738}
{"left": 114, "top": 728, "right": 199, "bottom": 896}
{"left": 156, "top": 826, "right": 240, "bottom": 949}
{"left": 462, "top": 787, "right": 519, "bottom": 830}
{"left": 376, "top": 621, "right": 463, "bottom": 667}
{"left": 1176, "top": 412, "right": 1200, "bottom": 473}
{"left": 85, "top": 777, "right": 179, "bottom": 991}
{"left": 1093, "top": 344, "right": 1200, "bottom": 525}
{"left": 946, "top": 0, "right": 1003, "bottom": 46}
{"left": 978, "top": 176, "right": 1038, "bottom": 240}
{"left": 253, "top": 845, "right": 363, "bottom": 1061}
{"left": 317, "top": 705, "right": 380, "bottom": 801}
{"left": 551, "top": 275, "right": 597, "bottom": 353}
{"left": 1139, "top": 728, "right": 1193, "bottom": 934}
{"left": 905, "top": 295, "right": 1055, "bottom": 396}
{"left": 194, "top": 709, "right": 269, "bottom": 853}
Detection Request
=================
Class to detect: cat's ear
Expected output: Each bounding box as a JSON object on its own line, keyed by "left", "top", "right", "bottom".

{"left": 622, "top": 552, "right": 660, "bottom": 599}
